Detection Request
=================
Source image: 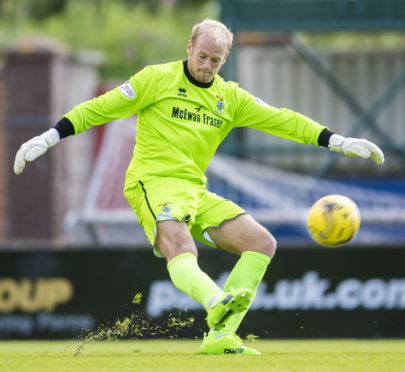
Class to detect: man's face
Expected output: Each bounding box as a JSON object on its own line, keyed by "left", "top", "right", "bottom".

{"left": 187, "top": 32, "right": 229, "bottom": 83}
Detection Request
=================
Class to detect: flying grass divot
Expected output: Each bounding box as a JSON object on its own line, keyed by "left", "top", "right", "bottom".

{"left": 74, "top": 292, "right": 195, "bottom": 356}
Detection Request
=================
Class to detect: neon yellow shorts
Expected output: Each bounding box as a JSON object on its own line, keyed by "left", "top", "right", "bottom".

{"left": 124, "top": 177, "right": 245, "bottom": 257}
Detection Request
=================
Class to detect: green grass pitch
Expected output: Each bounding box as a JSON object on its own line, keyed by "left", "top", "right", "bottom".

{"left": 0, "top": 339, "right": 404, "bottom": 372}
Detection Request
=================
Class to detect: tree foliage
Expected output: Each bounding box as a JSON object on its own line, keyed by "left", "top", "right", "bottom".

{"left": 0, "top": 0, "right": 217, "bottom": 79}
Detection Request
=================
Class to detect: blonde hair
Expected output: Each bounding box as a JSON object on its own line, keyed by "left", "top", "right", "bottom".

{"left": 191, "top": 19, "right": 233, "bottom": 51}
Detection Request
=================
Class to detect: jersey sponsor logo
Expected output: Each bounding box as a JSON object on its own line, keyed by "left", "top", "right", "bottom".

{"left": 255, "top": 97, "right": 268, "bottom": 106}
{"left": 171, "top": 107, "right": 223, "bottom": 128}
{"left": 178, "top": 87, "right": 187, "bottom": 97}
{"left": 119, "top": 81, "right": 136, "bottom": 99}
{"left": 215, "top": 95, "right": 225, "bottom": 115}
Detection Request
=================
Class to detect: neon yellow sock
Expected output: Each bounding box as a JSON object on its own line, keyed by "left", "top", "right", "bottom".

{"left": 208, "top": 251, "right": 271, "bottom": 338}
{"left": 167, "top": 252, "right": 223, "bottom": 311}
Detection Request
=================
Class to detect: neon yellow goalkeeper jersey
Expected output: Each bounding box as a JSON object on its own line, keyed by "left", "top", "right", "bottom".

{"left": 64, "top": 60, "right": 326, "bottom": 185}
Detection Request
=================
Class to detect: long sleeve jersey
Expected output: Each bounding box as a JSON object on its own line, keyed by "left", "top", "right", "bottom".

{"left": 61, "top": 60, "right": 329, "bottom": 186}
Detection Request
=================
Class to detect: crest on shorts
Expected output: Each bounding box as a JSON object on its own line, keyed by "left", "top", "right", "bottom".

{"left": 159, "top": 202, "right": 172, "bottom": 214}
{"left": 215, "top": 95, "right": 225, "bottom": 115}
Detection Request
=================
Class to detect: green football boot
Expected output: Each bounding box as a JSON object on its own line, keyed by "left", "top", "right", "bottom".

{"left": 206, "top": 288, "right": 253, "bottom": 330}
{"left": 200, "top": 332, "right": 261, "bottom": 355}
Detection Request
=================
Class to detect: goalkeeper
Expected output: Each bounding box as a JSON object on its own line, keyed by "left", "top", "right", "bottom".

{"left": 14, "top": 19, "right": 384, "bottom": 355}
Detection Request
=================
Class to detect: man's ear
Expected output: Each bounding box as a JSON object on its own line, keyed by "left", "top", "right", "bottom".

{"left": 186, "top": 40, "right": 193, "bottom": 56}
